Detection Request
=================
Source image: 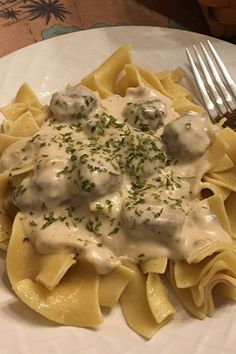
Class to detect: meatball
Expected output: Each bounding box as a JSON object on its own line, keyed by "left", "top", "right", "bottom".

{"left": 121, "top": 202, "right": 185, "bottom": 245}
{"left": 83, "top": 114, "right": 113, "bottom": 138}
{"left": 122, "top": 131, "right": 167, "bottom": 178}
{"left": 50, "top": 85, "right": 98, "bottom": 122}
{"left": 162, "top": 111, "right": 211, "bottom": 160}
{"left": 13, "top": 157, "right": 74, "bottom": 210}
{"left": 123, "top": 99, "right": 166, "bottom": 131}
{"left": 76, "top": 154, "right": 122, "bottom": 197}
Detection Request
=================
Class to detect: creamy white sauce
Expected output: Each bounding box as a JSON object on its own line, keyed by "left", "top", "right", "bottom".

{"left": 0, "top": 84, "right": 231, "bottom": 274}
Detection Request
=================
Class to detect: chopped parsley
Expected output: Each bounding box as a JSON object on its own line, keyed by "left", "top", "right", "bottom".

{"left": 41, "top": 212, "right": 57, "bottom": 229}
{"left": 85, "top": 216, "right": 102, "bottom": 236}
{"left": 108, "top": 227, "right": 120, "bottom": 235}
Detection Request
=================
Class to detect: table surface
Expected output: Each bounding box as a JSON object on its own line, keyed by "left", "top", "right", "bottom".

{"left": 0, "top": 0, "right": 235, "bottom": 58}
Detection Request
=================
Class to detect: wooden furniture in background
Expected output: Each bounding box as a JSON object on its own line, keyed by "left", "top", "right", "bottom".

{"left": 198, "top": 0, "right": 236, "bottom": 37}
{"left": 136, "top": 0, "right": 236, "bottom": 43}
{"left": 137, "top": 0, "right": 211, "bottom": 34}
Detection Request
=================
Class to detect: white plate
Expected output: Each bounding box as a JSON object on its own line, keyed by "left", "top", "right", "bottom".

{"left": 0, "top": 26, "right": 236, "bottom": 354}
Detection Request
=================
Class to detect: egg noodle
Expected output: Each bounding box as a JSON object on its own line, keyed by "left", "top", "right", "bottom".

{"left": 0, "top": 45, "right": 236, "bottom": 338}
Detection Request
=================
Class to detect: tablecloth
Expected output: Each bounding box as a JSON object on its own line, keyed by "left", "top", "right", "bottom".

{"left": 0, "top": 0, "right": 171, "bottom": 57}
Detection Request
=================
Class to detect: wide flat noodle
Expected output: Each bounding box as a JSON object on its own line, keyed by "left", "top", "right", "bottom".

{"left": 205, "top": 274, "right": 236, "bottom": 316}
{"left": 35, "top": 254, "right": 77, "bottom": 291}
{"left": 218, "top": 127, "right": 236, "bottom": 165}
{"left": 140, "top": 257, "right": 167, "bottom": 274}
{"left": 209, "top": 154, "right": 233, "bottom": 173}
{"left": 7, "top": 214, "right": 102, "bottom": 327}
{"left": 155, "top": 67, "right": 184, "bottom": 83}
{"left": 200, "top": 180, "right": 231, "bottom": 201}
{"left": 190, "top": 258, "right": 236, "bottom": 307}
{"left": 215, "top": 282, "right": 236, "bottom": 300}
{"left": 206, "top": 130, "right": 230, "bottom": 167}
{"left": 98, "top": 265, "right": 134, "bottom": 308}
{"left": 0, "top": 213, "right": 12, "bottom": 244}
{"left": 114, "top": 64, "right": 141, "bottom": 96}
{"left": 146, "top": 273, "right": 175, "bottom": 324}
{"left": 207, "top": 168, "right": 236, "bottom": 192}
{"left": 174, "top": 251, "right": 236, "bottom": 298}
{"left": 225, "top": 192, "right": 236, "bottom": 239}
{"left": 170, "top": 67, "right": 185, "bottom": 82}
{"left": 2, "top": 120, "right": 12, "bottom": 134}
{"left": 135, "top": 66, "right": 172, "bottom": 97}
{"left": 2, "top": 167, "right": 34, "bottom": 221}
{"left": 80, "top": 44, "right": 132, "bottom": 98}
{"left": 34, "top": 108, "right": 50, "bottom": 127}
{"left": 0, "top": 167, "right": 33, "bottom": 223}
{"left": 171, "top": 259, "right": 236, "bottom": 319}
{"left": 189, "top": 273, "right": 236, "bottom": 317}
{"left": 172, "top": 94, "right": 204, "bottom": 114}
{"left": 8, "top": 164, "right": 34, "bottom": 178}
{"left": 174, "top": 259, "right": 209, "bottom": 289}
{"left": 160, "top": 76, "right": 192, "bottom": 100}
{"left": 0, "top": 172, "right": 10, "bottom": 202}
{"left": 207, "top": 194, "right": 231, "bottom": 235}
{"left": 7, "top": 111, "right": 40, "bottom": 137}
{"left": 120, "top": 259, "right": 160, "bottom": 338}
{"left": 186, "top": 241, "right": 236, "bottom": 264}
{"left": 0, "top": 103, "right": 28, "bottom": 121}
{"left": 168, "top": 262, "right": 207, "bottom": 319}
{"left": 15, "top": 83, "right": 41, "bottom": 107}
{"left": 154, "top": 70, "right": 171, "bottom": 81}
{"left": 0, "top": 134, "right": 20, "bottom": 153}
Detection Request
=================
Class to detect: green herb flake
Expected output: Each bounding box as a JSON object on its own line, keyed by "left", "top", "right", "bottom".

{"left": 109, "top": 227, "right": 119, "bottom": 235}
{"left": 41, "top": 212, "right": 57, "bottom": 229}
{"left": 29, "top": 220, "right": 37, "bottom": 227}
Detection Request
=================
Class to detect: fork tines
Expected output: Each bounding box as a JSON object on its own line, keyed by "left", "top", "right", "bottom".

{"left": 186, "top": 40, "right": 236, "bottom": 122}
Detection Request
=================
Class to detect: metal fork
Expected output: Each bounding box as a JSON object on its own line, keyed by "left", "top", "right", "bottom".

{"left": 186, "top": 40, "right": 236, "bottom": 124}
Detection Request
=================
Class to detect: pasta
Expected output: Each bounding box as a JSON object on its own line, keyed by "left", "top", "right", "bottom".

{"left": 0, "top": 44, "right": 236, "bottom": 339}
